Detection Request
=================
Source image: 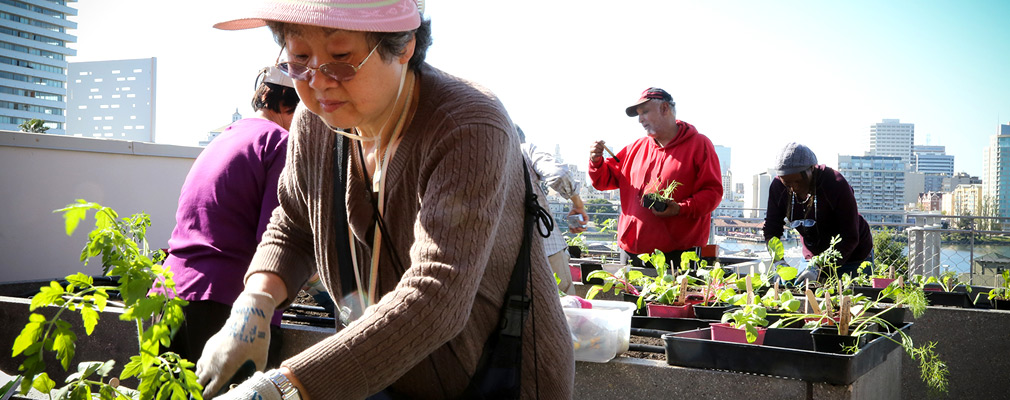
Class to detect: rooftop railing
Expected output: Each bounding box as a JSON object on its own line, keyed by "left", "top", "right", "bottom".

{"left": 550, "top": 200, "right": 1010, "bottom": 287}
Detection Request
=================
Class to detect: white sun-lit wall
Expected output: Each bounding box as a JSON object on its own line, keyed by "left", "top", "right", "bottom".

{"left": 66, "top": 57, "right": 156, "bottom": 142}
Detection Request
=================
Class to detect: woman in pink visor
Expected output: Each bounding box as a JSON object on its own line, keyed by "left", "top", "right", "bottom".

{"left": 195, "top": 1, "right": 575, "bottom": 399}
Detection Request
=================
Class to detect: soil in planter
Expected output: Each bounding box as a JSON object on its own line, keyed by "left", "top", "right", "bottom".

{"left": 641, "top": 194, "right": 668, "bottom": 212}
{"left": 621, "top": 335, "right": 666, "bottom": 360}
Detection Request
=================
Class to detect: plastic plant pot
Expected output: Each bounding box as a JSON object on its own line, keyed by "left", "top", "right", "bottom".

{"left": 622, "top": 293, "right": 647, "bottom": 316}
{"left": 641, "top": 194, "right": 668, "bottom": 212}
{"left": 709, "top": 322, "right": 767, "bottom": 345}
{"left": 870, "top": 278, "right": 896, "bottom": 289}
{"left": 811, "top": 326, "right": 868, "bottom": 354}
{"left": 693, "top": 303, "right": 738, "bottom": 320}
{"left": 647, "top": 303, "right": 695, "bottom": 318}
{"left": 567, "top": 245, "right": 582, "bottom": 259}
{"left": 866, "top": 306, "right": 905, "bottom": 332}
{"left": 569, "top": 264, "right": 581, "bottom": 282}
{"left": 580, "top": 262, "right": 602, "bottom": 285}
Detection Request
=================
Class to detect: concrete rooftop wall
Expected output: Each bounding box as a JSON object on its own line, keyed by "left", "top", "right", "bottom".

{"left": 0, "top": 130, "right": 200, "bottom": 281}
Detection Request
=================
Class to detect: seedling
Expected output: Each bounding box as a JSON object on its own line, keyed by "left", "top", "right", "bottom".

{"left": 641, "top": 178, "right": 681, "bottom": 212}
{"left": 11, "top": 200, "right": 202, "bottom": 400}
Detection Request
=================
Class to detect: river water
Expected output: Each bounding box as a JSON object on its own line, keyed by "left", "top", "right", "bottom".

{"left": 716, "top": 237, "right": 1010, "bottom": 274}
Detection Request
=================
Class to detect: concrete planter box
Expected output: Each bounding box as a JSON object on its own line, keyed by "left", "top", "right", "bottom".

{"left": 4, "top": 285, "right": 1010, "bottom": 399}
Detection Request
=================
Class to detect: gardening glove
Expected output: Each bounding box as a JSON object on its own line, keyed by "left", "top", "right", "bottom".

{"left": 795, "top": 265, "right": 820, "bottom": 286}
{"left": 213, "top": 370, "right": 289, "bottom": 400}
{"left": 196, "top": 291, "right": 276, "bottom": 398}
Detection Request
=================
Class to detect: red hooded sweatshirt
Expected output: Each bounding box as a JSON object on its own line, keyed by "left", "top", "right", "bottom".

{"left": 588, "top": 120, "right": 723, "bottom": 255}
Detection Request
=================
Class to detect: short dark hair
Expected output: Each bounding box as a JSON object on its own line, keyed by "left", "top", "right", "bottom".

{"left": 252, "top": 82, "right": 300, "bottom": 113}
{"left": 266, "top": 18, "right": 433, "bottom": 72}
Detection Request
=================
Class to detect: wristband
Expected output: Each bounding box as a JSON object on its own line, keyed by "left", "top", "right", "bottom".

{"left": 266, "top": 369, "right": 302, "bottom": 400}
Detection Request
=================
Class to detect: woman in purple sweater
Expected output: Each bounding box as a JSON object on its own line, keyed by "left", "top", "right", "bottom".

{"left": 161, "top": 66, "right": 299, "bottom": 365}
{"left": 763, "top": 142, "right": 873, "bottom": 281}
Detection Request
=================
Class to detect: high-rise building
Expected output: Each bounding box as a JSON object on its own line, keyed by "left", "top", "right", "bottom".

{"left": 942, "top": 184, "right": 984, "bottom": 216}
{"left": 714, "top": 145, "right": 732, "bottom": 201}
{"left": 869, "top": 119, "right": 914, "bottom": 168}
{"left": 750, "top": 172, "right": 772, "bottom": 219}
{"left": 66, "top": 58, "right": 156, "bottom": 141}
{"left": 942, "top": 172, "right": 981, "bottom": 192}
{"left": 982, "top": 123, "right": 1010, "bottom": 218}
{"left": 0, "top": 0, "right": 78, "bottom": 134}
{"left": 714, "top": 145, "right": 730, "bottom": 173}
{"left": 913, "top": 145, "right": 954, "bottom": 193}
{"left": 838, "top": 154, "right": 906, "bottom": 222}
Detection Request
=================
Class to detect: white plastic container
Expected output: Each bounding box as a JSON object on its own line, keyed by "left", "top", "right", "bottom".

{"left": 563, "top": 299, "right": 636, "bottom": 363}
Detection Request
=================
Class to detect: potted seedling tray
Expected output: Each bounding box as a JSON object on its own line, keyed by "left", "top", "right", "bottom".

{"left": 661, "top": 323, "right": 912, "bottom": 385}
{"left": 922, "top": 284, "right": 974, "bottom": 308}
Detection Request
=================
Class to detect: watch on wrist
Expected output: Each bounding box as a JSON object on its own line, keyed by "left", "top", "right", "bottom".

{"left": 266, "top": 369, "right": 302, "bottom": 400}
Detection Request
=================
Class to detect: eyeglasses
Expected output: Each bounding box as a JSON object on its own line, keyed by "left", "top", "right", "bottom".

{"left": 275, "top": 40, "right": 383, "bottom": 82}
{"left": 785, "top": 193, "right": 817, "bottom": 229}
{"left": 787, "top": 219, "right": 816, "bottom": 229}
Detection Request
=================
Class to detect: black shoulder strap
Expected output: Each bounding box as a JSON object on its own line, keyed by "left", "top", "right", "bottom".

{"left": 331, "top": 135, "right": 357, "bottom": 297}
{"left": 501, "top": 161, "right": 553, "bottom": 336}
{"left": 460, "top": 159, "right": 554, "bottom": 399}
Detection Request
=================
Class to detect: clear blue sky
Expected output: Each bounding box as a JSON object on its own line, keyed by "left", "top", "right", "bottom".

{"left": 68, "top": 0, "right": 1010, "bottom": 182}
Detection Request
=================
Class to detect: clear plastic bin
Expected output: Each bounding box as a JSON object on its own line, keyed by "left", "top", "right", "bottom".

{"left": 564, "top": 299, "right": 636, "bottom": 363}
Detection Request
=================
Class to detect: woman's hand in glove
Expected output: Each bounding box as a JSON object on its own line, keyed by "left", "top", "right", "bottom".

{"left": 196, "top": 291, "right": 277, "bottom": 398}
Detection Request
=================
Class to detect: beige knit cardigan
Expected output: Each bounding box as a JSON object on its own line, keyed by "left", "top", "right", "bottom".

{"left": 248, "top": 64, "right": 575, "bottom": 399}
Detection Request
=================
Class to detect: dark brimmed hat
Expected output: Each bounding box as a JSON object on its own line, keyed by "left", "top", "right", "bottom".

{"left": 625, "top": 87, "right": 674, "bottom": 117}
{"left": 774, "top": 142, "right": 818, "bottom": 176}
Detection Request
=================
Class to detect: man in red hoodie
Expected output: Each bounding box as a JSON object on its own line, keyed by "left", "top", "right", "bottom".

{"left": 589, "top": 87, "right": 723, "bottom": 267}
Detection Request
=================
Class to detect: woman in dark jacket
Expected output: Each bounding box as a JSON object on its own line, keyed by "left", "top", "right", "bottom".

{"left": 763, "top": 142, "right": 873, "bottom": 281}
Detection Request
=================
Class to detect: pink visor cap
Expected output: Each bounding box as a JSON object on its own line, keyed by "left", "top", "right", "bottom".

{"left": 214, "top": 0, "right": 423, "bottom": 33}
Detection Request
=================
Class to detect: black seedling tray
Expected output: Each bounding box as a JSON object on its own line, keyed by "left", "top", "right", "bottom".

{"left": 662, "top": 323, "right": 912, "bottom": 385}
{"left": 923, "top": 290, "right": 974, "bottom": 308}
{"left": 632, "top": 316, "right": 713, "bottom": 332}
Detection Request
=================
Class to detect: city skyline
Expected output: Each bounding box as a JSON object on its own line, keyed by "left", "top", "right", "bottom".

{"left": 66, "top": 0, "right": 1010, "bottom": 179}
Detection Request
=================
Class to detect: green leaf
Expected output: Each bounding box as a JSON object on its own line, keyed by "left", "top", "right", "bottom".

{"left": 30, "top": 281, "right": 66, "bottom": 311}
{"left": 746, "top": 325, "right": 758, "bottom": 343}
{"left": 777, "top": 266, "right": 798, "bottom": 281}
{"left": 122, "top": 297, "right": 162, "bottom": 321}
{"left": 120, "top": 356, "right": 143, "bottom": 380}
{"left": 52, "top": 328, "right": 78, "bottom": 370}
{"left": 12, "top": 316, "right": 44, "bottom": 357}
{"left": 766, "top": 237, "right": 785, "bottom": 262}
{"left": 93, "top": 289, "right": 109, "bottom": 311}
{"left": 170, "top": 383, "right": 187, "bottom": 400}
{"left": 56, "top": 201, "right": 90, "bottom": 236}
{"left": 65, "top": 273, "right": 94, "bottom": 292}
{"left": 31, "top": 372, "right": 55, "bottom": 394}
{"left": 100, "top": 385, "right": 116, "bottom": 400}
{"left": 77, "top": 361, "right": 105, "bottom": 380}
{"left": 80, "top": 307, "right": 100, "bottom": 336}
